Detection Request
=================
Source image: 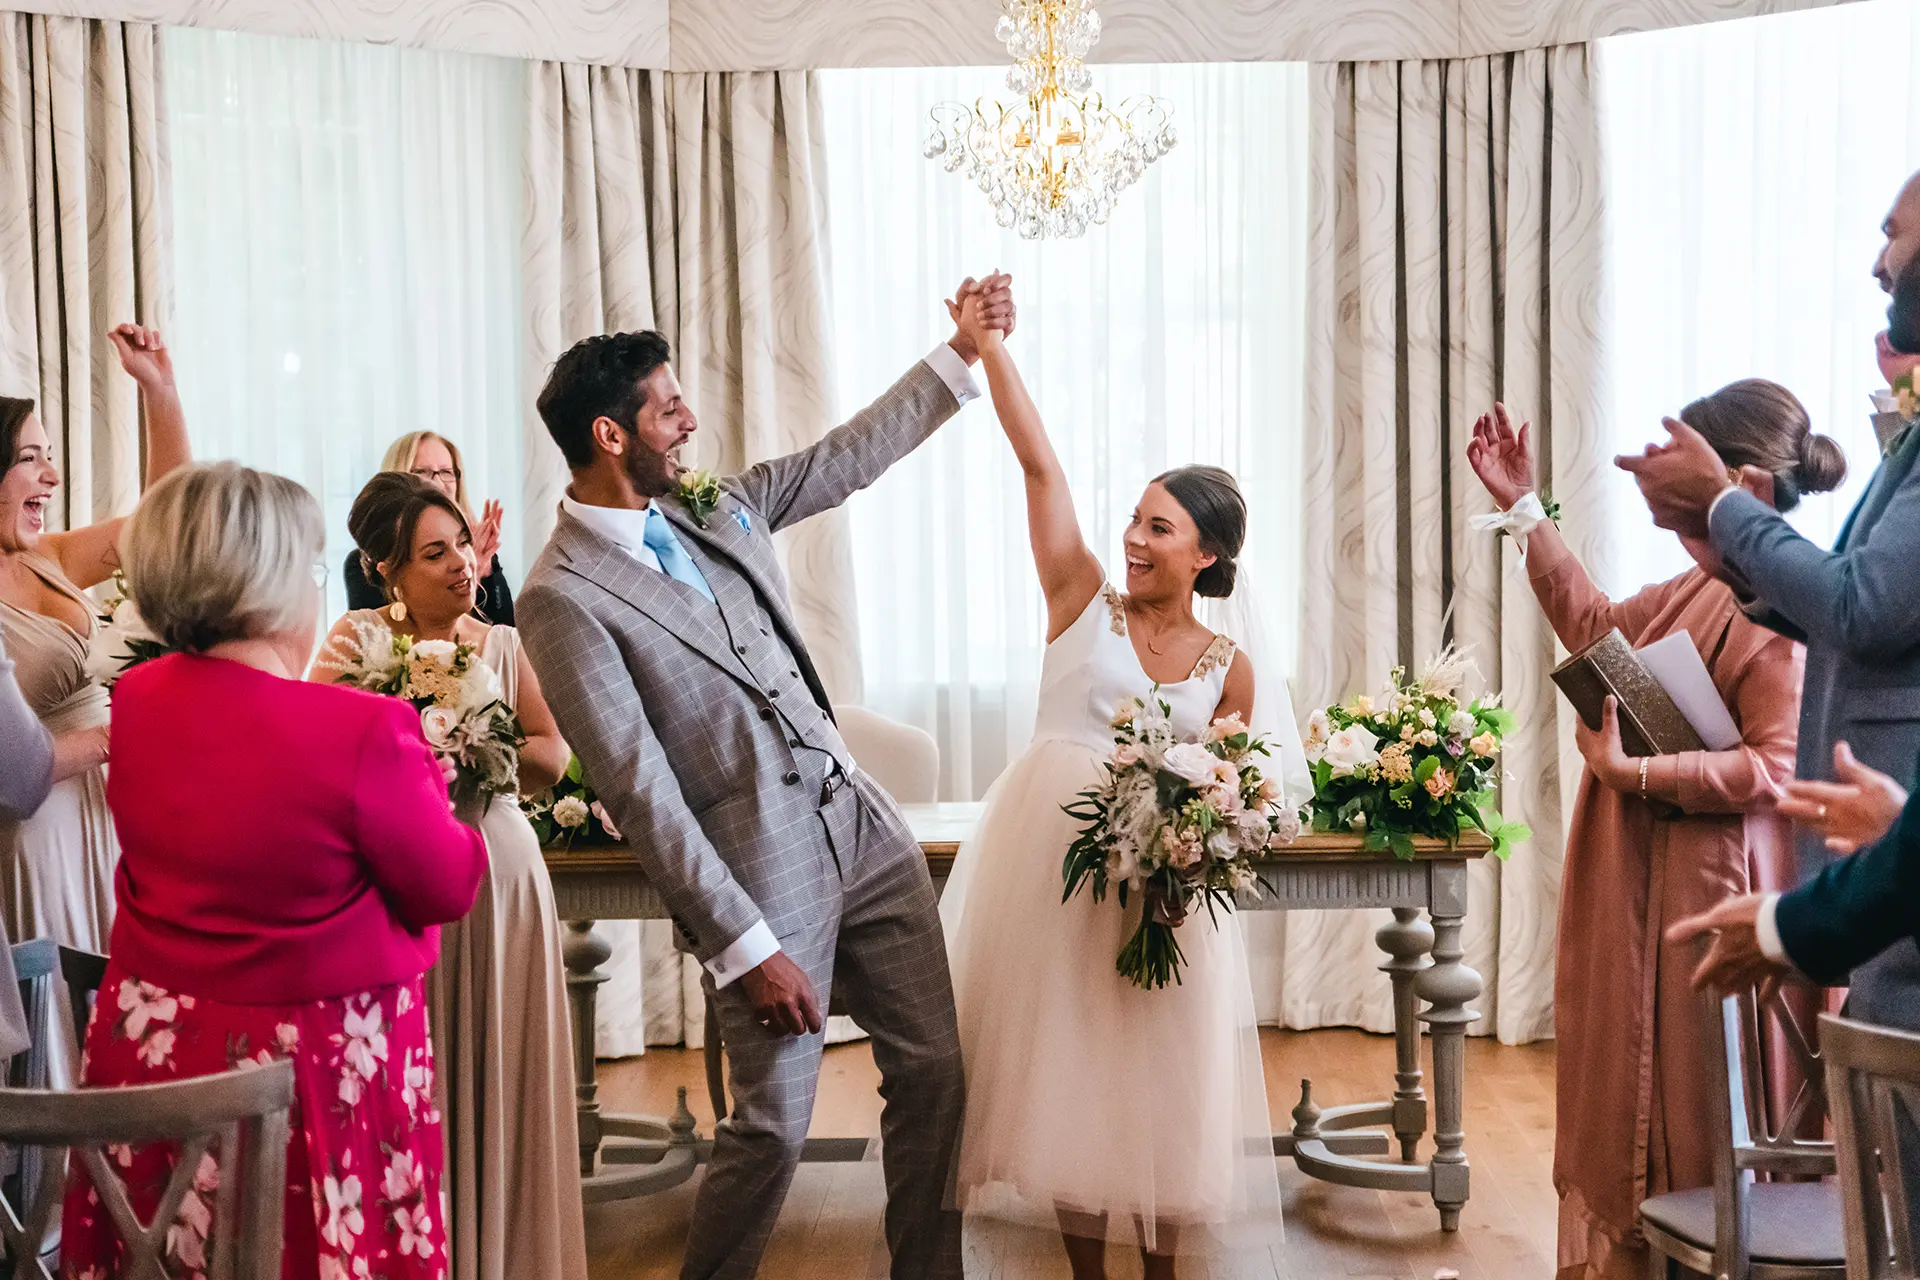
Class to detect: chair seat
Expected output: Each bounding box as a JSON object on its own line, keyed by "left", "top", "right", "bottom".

{"left": 1639, "top": 1183, "right": 1844, "bottom": 1266}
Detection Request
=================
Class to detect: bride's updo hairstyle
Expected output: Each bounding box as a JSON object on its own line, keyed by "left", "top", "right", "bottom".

{"left": 1679, "top": 379, "right": 1847, "bottom": 514}
{"left": 1153, "top": 465, "right": 1246, "bottom": 598}
{"left": 347, "top": 471, "right": 473, "bottom": 598}
{"left": 123, "top": 462, "right": 324, "bottom": 653}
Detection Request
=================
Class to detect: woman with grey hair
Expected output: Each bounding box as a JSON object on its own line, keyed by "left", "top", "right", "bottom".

{"left": 61, "top": 461, "right": 485, "bottom": 1279}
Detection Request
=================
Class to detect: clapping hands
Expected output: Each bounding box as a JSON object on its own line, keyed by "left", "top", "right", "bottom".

{"left": 472, "top": 499, "right": 504, "bottom": 578}
{"left": 946, "top": 272, "right": 1016, "bottom": 364}
{"left": 1779, "top": 741, "right": 1909, "bottom": 855}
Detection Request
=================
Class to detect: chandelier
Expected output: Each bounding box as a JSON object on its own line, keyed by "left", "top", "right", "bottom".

{"left": 924, "top": 0, "right": 1175, "bottom": 240}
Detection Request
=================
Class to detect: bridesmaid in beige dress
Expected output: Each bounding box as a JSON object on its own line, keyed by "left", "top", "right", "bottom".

{"left": 314, "top": 470, "right": 587, "bottom": 1280}
{"left": 1469, "top": 386, "right": 1845, "bottom": 1280}
{"left": 0, "top": 325, "right": 189, "bottom": 963}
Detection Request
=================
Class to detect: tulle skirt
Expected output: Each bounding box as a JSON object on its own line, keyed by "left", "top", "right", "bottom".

{"left": 940, "top": 736, "right": 1282, "bottom": 1255}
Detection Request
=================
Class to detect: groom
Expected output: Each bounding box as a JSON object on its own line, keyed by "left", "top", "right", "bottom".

{"left": 518, "top": 275, "right": 1013, "bottom": 1280}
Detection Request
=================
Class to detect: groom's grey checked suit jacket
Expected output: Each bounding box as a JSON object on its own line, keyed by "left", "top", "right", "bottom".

{"left": 517, "top": 356, "right": 969, "bottom": 1280}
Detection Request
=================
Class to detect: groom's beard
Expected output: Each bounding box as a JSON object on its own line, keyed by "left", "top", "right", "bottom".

{"left": 624, "top": 436, "right": 678, "bottom": 499}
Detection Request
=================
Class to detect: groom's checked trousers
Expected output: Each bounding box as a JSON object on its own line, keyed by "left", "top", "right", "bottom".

{"left": 682, "top": 772, "right": 965, "bottom": 1280}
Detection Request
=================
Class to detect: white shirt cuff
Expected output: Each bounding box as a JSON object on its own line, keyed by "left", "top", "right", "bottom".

{"left": 705, "top": 919, "right": 780, "bottom": 989}
{"left": 1706, "top": 484, "right": 1741, "bottom": 523}
{"left": 922, "top": 343, "right": 981, "bottom": 408}
{"left": 1755, "top": 892, "right": 1788, "bottom": 965}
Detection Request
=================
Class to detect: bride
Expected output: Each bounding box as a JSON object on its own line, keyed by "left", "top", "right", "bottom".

{"left": 940, "top": 297, "right": 1305, "bottom": 1277}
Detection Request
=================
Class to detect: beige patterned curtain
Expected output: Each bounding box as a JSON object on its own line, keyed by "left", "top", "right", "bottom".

{"left": 522, "top": 64, "right": 860, "bottom": 700}
{"left": 1289, "top": 47, "right": 1611, "bottom": 1045}
{"left": 0, "top": 14, "right": 169, "bottom": 532}
{"left": 525, "top": 63, "right": 858, "bottom": 1054}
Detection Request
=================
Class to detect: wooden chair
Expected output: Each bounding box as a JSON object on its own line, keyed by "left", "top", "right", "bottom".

{"left": 58, "top": 946, "right": 107, "bottom": 1051}
{"left": 4, "top": 939, "right": 59, "bottom": 1250}
{"left": 1639, "top": 982, "right": 1843, "bottom": 1279}
{"left": 1820, "top": 1012, "right": 1920, "bottom": 1278}
{"left": 0, "top": 1059, "right": 295, "bottom": 1280}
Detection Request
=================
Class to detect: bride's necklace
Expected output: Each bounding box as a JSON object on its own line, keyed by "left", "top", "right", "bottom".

{"left": 1129, "top": 603, "right": 1177, "bottom": 656}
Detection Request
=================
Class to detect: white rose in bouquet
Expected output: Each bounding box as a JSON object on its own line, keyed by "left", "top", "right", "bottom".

{"left": 456, "top": 660, "right": 505, "bottom": 715}
{"left": 552, "top": 795, "right": 590, "bottom": 829}
{"left": 420, "top": 706, "right": 461, "bottom": 750}
{"left": 1448, "top": 709, "right": 1478, "bottom": 740}
{"left": 1320, "top": 724, "right": 1382, "bottom": 778}
{"left": 1161, "top": 742, "right": 1222, "bottom": 787}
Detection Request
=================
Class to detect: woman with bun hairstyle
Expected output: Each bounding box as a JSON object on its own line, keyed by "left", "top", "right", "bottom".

{"left": 1467, "top": 386, "right": 1845, "bottom": 1280}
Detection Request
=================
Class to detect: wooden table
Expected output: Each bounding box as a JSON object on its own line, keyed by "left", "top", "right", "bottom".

{"left": 544, "top": 803, "right": 1490, "bottom": 1229}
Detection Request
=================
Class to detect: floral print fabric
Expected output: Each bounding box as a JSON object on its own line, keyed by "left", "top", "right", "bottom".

{"left": 62, "top": 958, "right": 448, "bottom": 1280}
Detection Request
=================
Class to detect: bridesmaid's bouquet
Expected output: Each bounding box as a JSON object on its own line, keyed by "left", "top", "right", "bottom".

{"left": 85, "top": 572, "right": 168, "bottom": 689}
{"left": 1305, "top": 648, "right": 1529, "bottom": 860}
{"left": 324, "top": 618, "right": 523, "bottom": 811}
{"left": 1062, "top": 695, "right": 1300, "bottom": 990}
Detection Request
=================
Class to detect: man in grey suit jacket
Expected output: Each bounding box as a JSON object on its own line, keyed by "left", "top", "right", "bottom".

{"left": 517, "top": 276, "right": 1012, "bottom": 1280}
{"left": 1627, "top": 171, "right": 1920, "bottom": 1030}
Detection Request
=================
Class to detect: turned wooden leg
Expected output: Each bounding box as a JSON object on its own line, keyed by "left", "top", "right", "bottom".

{"left": 562, "top": 919, "right": 612, "bottom": 1179}
{"left": 1414, "top": 865, "right": 1482, "bottom": 1231}
{"left": 1376, "top": 907, "right": 1434, "bottom": 1162}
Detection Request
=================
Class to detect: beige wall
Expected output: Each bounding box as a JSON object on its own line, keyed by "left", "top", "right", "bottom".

{"left": 3, "top": 0, "right": 1868, "bottom": 69}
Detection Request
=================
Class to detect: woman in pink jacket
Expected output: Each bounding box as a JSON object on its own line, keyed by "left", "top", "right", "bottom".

{"left": 63, "top": 462, "right": 486, "bottom": 1280}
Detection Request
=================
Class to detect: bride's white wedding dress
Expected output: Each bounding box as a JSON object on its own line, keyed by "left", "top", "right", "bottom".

{"left": 941, "top": 584, "right": 1283, "bottom": 1252}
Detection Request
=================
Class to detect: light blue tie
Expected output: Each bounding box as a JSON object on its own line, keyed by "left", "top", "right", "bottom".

{"left": 642, "top": 506, "right": 716, "bottom": 604}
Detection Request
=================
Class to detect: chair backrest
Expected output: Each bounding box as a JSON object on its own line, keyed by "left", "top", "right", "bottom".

{"left": 0, "top": 1060, "right": 295, "bottom": 1280}
{"left": 1821, "top": 1012, "right": 1920, "bottom": 1279}
{"left": 1703, "top": 981, "right": 1838, "bottom": 1276}
{"left": 831, "top": 704, "right": 940, "bottom": 804}
{"left": 59, "top": 945, "right": 108, "bottom": 1049}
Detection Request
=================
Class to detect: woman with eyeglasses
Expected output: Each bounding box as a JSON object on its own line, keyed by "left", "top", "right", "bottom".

{"left": 0, "top": 325, "right": 189, "bottom": 994}
{"left": 342, "top": 432, "right": 514, "bottom": 625}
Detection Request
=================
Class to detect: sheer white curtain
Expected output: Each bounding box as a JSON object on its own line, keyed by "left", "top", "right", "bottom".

{"left": 1601, "top": 1, "right": 1920, "bottom": 593}
{"left": 822, "top": 63, "right": 1310, "bottom": 800}
{"left": 165, "top": 28, "right": 526, "bottom": 614}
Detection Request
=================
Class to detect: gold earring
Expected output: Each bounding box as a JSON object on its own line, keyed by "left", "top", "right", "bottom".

{"left": 389, "top": 599, "right": 407, "bottom": 623}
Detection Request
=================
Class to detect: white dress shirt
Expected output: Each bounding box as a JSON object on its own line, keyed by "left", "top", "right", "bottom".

{"left": 562, "top": 343, "right": 978, "bottom": 988}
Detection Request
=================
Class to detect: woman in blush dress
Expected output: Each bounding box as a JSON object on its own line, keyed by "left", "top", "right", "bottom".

{"left": 939, "top": 299, "right": 1306, "bottom": 1278}
{"left": 0, "top": 324, "right": 188, "bottom": 975}
{"left": 1467, "top": 389, "right": 1844, "bottom": 1280}
{"left": 63, "top": 461, "right": 486, "bottom": 1278}
{"left": 313, "top": 470, "right": 586, "bottom": 1280}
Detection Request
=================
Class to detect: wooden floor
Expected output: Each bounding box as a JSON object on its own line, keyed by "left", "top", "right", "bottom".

{"left": 587, "top": 1028, "right": 1559, "bottom": 1279}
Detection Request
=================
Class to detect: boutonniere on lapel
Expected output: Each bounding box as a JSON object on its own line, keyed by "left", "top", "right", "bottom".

{"left": 673, "top": 469, "right": 724, "bottom": 529}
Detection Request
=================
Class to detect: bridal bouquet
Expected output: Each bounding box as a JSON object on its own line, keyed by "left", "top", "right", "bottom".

{"left": 1305, "top": 649, "right": 1529, "bottom": 860}
{"left": 324, "top": 618, "right": 523, "bottom": 811}
{"left": 525, "top": 755, "right": 624, "bottom": 849}
{"left": 85, "top": 573, "right": 168, "bottom": 689}
{"left": 1062, "top": 695, "right": 1300, "bottom": 990}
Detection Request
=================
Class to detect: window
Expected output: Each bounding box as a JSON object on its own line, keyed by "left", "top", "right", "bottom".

{"left": 822, "top": 63, "right": 1311, "bottom": 796}
{"left": 166, "top": 28, "right": 525, "bottom": 616}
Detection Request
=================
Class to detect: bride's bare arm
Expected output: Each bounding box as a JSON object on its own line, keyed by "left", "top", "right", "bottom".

{"left": 971, "top": 314, "right": 1103, "bottom": 641}
{"left": 1213, "top": 651, "right": 1256, "bottom": 726}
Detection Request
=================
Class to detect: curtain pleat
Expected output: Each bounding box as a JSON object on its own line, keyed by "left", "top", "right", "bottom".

{"left": 0, "top": 14, "right": 168, "bottom": 531}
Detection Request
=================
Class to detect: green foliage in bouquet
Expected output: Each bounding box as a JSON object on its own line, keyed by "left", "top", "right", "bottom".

{"left": 1062, "top": 695, "right": 1299, "bottom": 990}
{"left": 1305, "top": 650, "right": 1531, "bottom": 861}
{"left": 525, "top": 754, "right": 623, "bottom": 850}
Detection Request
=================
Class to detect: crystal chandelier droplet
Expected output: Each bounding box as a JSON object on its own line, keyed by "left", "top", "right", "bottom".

{"left": 924, "top": 1, "right": 1174, "bottom": 241}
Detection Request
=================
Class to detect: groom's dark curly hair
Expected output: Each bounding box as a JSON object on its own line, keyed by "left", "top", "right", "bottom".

{"left": 537, "top": 330, "right": 674, "bottom": 469}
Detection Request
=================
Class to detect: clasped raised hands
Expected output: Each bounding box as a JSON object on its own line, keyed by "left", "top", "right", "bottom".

{"left": 945, "top": 272, "right": 1016, "bottom": 363}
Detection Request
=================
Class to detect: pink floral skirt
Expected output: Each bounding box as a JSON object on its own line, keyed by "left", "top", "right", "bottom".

{"left": 61, "top": 958, "right": 448, "bottom": 1280}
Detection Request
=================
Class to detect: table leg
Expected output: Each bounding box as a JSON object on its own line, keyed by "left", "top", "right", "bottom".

{"left": 1376, "top": 907, "right": 1434, "bottom": 1162}
{"left": 1414, "top": 868, "right": 1482, "bottom": 1230}
{"left": 561, "top": 919, "right": 612, "bottom": 1178}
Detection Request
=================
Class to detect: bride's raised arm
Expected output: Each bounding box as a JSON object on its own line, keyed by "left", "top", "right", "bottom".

{"left": 965, "top": 299, "right": 1103, "bottom": 641}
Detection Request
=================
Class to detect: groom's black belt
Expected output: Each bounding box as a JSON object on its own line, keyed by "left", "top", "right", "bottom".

{"left": 819, "top": 760, "right": 851, "bottom": 807}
